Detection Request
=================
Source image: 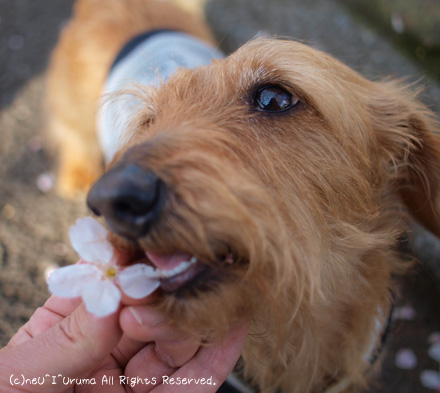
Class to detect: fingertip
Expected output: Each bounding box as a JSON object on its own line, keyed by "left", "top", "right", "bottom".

{"left": 120, "top": 306, "right": 138, "bottom": 333}
{"left": 43, "top": 295, "right": 82, "bottom": 317}
{"left": 82, "top": 302, "right": 122, "bottom": 335}
{"left": 120, "top": 305, "right": 165, "bottom": 341}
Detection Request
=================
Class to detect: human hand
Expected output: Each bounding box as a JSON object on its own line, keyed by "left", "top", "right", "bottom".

{"left": 0, "top": 295, "right": 248, "bottom": 393}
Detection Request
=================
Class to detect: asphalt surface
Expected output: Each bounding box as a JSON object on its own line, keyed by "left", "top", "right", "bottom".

{"left": 0, "top": 0, "right": 439, "bottom": 392}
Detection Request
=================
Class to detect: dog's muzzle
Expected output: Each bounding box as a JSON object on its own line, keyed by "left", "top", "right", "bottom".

{"left": 87, "top": 164, "right": 164, "bottom": 239}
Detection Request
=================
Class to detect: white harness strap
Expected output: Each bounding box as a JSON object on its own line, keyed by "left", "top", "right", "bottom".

{"left": 323, "top": 304, "right": 393, "bottom": 393}
{"left": 97, "top": 31, "right": 224, "bottom": 163}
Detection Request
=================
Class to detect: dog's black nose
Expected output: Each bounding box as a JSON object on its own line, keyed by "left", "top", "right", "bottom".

{"left": 87, "top": 164, "right": 164, "bottom": 238}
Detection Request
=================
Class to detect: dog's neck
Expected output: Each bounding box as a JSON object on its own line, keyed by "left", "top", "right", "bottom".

{"left": 97, "top": 30, "right": 224, "bottom": 163}
{"left": 323, "top": 303, "right": 394, "bottom": 393}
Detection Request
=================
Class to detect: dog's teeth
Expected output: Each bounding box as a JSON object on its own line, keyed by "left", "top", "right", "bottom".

{"left": 158, "top": 257, "right": 198, "bottom": 278}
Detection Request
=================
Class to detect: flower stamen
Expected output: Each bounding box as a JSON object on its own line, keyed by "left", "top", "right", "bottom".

{"left": 104, "top": 266, "right": 118, "bottom": 279}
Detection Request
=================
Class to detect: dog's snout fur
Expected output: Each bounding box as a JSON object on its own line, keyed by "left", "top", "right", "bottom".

{"left": 87, "top": 163, "right": 164, "bottom": 238}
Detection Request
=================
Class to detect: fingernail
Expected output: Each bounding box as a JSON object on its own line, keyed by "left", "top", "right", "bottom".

{"left": 128, "top": 307, "right": 164, "bottom": 328}
{"left": 129, "top": 307, "right": 143, "bottom": 326}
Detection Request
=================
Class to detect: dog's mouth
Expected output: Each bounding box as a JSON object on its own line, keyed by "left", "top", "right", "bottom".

{"left": 118, "top": 245, "right": 237, "bottom": 294}
{"left": 145, "top": 252, "right": 208, "bottom": 292}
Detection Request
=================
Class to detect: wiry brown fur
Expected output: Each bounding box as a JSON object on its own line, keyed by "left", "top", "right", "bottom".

{"left": 46, "top": 1, "right": 440, "bottom": 392}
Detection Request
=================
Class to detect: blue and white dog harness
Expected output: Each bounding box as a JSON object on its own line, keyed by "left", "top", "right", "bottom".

{"left": 97, "top": 30, "right": 224, "bottom": 163}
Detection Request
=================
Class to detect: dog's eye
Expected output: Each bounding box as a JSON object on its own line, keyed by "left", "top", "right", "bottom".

{"left": 253, "top": 85, "right": 298, "bottom": 112}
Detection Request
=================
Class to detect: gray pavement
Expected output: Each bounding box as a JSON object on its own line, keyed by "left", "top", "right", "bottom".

{"left": 0, "top": 0, "right": 439, "bottom": 392}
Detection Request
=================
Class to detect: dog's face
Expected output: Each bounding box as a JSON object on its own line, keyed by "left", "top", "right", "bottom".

{"left": 87, "top": 38, "right": 440, "bottom": 338}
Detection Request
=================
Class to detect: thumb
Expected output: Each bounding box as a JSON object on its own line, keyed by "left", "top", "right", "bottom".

{"left": 0, "top": 303, "right": 122, "bottom": 392}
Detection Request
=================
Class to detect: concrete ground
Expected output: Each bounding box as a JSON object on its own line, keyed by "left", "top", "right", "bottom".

{"left": 0, "top": 0, "right": 439, "bottom": 392}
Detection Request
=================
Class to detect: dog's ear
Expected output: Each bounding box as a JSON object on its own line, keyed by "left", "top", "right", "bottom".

{"left": 368, "top": 81, "right": 440, "bottom": 237}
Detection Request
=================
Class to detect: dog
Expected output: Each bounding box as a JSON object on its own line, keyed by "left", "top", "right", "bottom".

{"left": 45, "top": 0, "right": 440, "bottom": 392}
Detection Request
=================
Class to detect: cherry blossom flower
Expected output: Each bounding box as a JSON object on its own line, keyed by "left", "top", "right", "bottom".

{"left": 420, "top": 370, "right": 440, "bottom": 391}
{"left": 47, "top": 217, "right": 160, "bottom": 317}
{"left": 419, "top": 334, "right": 440, "bottom": 391}
{"left": 395, "top": 348, "right": 417, "bottom": 370}
{"left": 393, "top": 305, "right": 416, "bottom": 321}
{"left": 428, "top": 342, "right": 440, "bottom": 363}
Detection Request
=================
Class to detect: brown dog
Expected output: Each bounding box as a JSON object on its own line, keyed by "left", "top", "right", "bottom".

{"left": 46, "top": 0, "right": 440, "bottom": 392}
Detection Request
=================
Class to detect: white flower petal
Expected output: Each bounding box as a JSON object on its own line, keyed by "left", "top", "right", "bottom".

{"left": 393, "top": 306, "right": 416, "bottom": 321}
{"left": 82, "top": 280, "right": 121, "bottom": 317}
{"left": 70, "top": 217, "right": 114, "bottom": 264}
{"left": 47, "top": 264, "right": 101, "bottom": 298}
{"left": 428, "top": 343, "right": 440, "bottom": 363}
{"left": 395, "top": 348, "right": 417, "bottom": 369}
{"left": 420, "top": 370, "right": 440, "bottom": 390}
{"left": 118, "top": 264, "right": 160, "bottom": 299}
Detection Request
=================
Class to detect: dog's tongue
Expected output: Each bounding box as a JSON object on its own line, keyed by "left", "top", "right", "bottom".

{"left": 146, "top": 252, "right": 192, "bottom": 271}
